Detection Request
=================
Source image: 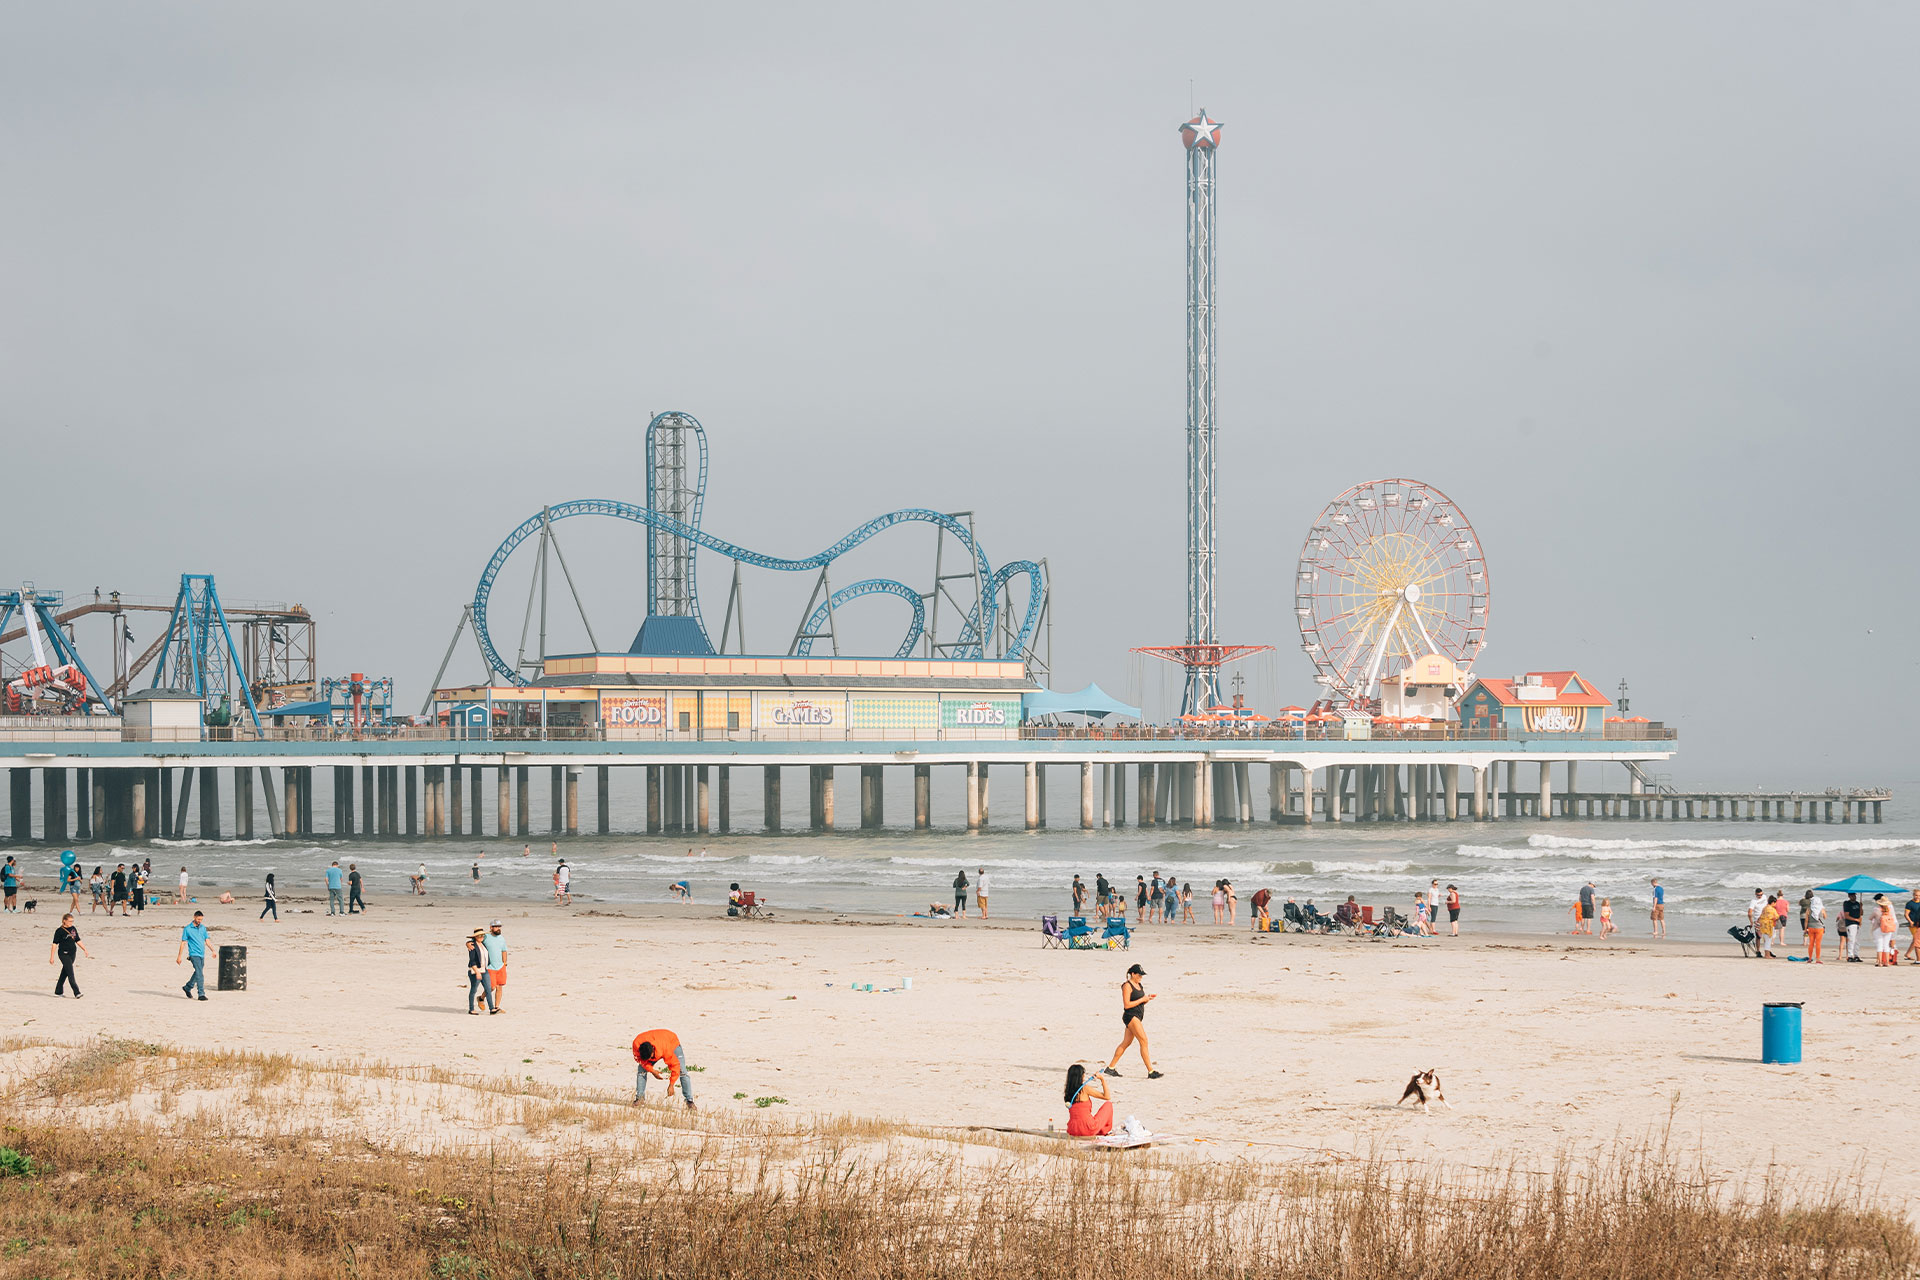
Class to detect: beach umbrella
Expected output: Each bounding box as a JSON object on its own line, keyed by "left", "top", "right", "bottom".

{"left": 1813, "top": 875, "right": 1907, "bottom": 894}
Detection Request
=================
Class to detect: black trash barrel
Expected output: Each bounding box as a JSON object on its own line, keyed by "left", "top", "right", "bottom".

{"left": 217, "top": 944, "right": 247, "bottom": 991}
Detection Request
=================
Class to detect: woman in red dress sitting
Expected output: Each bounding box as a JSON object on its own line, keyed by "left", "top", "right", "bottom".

{"left": 1063, "top": 1063, "right": 1113, "bottom": 1137}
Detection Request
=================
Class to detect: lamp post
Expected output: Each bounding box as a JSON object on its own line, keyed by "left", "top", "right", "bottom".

{"left": 1616, "top": 678, "right": 1629, "bottom": 717}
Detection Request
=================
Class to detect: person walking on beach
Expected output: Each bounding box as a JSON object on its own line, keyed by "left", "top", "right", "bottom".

{"left": 466, "top": 927, "right": 496, "bottom": 1015}
{"left": 259, "top": 873, "right": 278, "bottom": 921}
{"left": 556, "top": 860, "right": 572, "bottom": 906}
{"left": 1446, "top": 884, "right": 1461, "bottom": 937}
{"left": 347, "top": 863, "right": 366, "bottom": 913}
{"left": 110, "top": 864, "right": 130, "bottom": 916}
{"left": 1805, "top": 891, "right": 1827, "bottom": 963}
{"left": 1650, "top": 878, "right": 1666, "bottom": 939}
{"left": 1842, "top": 893, "right": 1864, "bottom": 962}
{"left": 176, "top": 866, "right": 190, "bottom": 906}
{"left": 1905, "top": 889, "right": 1920, "bottom": 964}
{"left": 2, "top": 855, "right": 20, "bottom": 911}
{"left": 1180, "top": 881, "right": 1194, "bottom": 923}
{"left": 1135, "top": 875, "right": 1148, "bottom": 925}
{"left": 952, "top": 869, "right": 969, "bottom": 919}
{"left": 89, "top": 867, "right": 105, "bottom": 914}
{"left": 1578, "top": 882, "right": 1597, "bottom": 935}
{"left": 325, "top": 861, "right": 345, "bottom": 916}
{"left": 1094, "top": 874, "right": 1111, "bottom": 921}
{"left": 482, "top": 920, "right": 508, "bottom": 1009}
{"left": 1103, "top": 963, "right": 1162, "bottom": 1079}
{"left": 976, "top": 868, "right": 991, "bottom": 919}
{"left": 631, "top": 1029, "right": 695, "bottom": 1109}
{"left": 130, "top": 865, "right": 147, "bottom": 915}
{"left": 177, "top": 911, "right": 209, "bottom": 1000}
{"left": 50, "top": 913, "right": 89, "bottom": 997}
{"left": 1872, "top": 894, "right": 1898, "bottom": 966}
{"left": 1149, "top": 872, "right": 1164, "bottom": 923}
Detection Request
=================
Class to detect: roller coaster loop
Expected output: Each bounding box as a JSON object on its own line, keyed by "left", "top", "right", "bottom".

{"left": 471, "top": 500, "right": 1044, "bottom": 686}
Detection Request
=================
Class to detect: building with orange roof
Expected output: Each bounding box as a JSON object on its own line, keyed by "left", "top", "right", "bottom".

{"left": 1459, "top": 671, "right": 1613, "bottom": 736}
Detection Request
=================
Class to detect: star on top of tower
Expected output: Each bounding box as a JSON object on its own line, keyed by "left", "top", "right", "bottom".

{"left": 1180, "top": 110, "right": 1223, "bottom": 150}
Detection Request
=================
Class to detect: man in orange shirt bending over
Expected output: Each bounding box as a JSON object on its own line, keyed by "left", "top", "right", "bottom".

{"left": 632, "top": 1029, "right": 695, "bottom": 1110}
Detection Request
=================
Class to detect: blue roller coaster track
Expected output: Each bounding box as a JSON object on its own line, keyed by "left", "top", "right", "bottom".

{"left": 470, "top": 413, "right": 1045, "bottom": 687}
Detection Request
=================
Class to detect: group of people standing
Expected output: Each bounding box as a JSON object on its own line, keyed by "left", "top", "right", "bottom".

{"left": 1070, "top": 872, "right": 1198, "bottom": 924}
{"left": 1749, "top": 886, "right": 1920, "bottom": 965}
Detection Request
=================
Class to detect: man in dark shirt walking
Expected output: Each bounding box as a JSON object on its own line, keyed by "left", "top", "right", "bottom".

{"left": 50, "top": 914, "right": 90, "bottom": 996}
{"left": 347, "top": 863, "right": 366, "bottom": 913}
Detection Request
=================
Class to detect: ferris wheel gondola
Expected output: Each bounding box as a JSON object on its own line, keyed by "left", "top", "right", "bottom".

{"left": 1294, "top": 478, "right": 1490, "bottom": 706}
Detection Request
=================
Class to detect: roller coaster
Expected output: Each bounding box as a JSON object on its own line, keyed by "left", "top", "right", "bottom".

{"left": 439, "top": 411, "right": 1051, "bottom": 691}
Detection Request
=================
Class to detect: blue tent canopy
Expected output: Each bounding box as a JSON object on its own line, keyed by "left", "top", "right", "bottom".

{"left": 1022, "top": 683, "right": 1141, "bottom": 721}
{"left": 1813, "top": 875, "right": 1907, "bottom": 894}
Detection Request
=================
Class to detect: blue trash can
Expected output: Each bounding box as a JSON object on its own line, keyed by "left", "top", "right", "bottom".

{"left": 1761, "top": 1001, "right": 1802, "bottom": 1064}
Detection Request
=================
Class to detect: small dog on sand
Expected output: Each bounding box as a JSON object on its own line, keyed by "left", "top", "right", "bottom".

{"left": 1396, "top": 1069, "right": 1450, "bottom": 1112}
{"left": 21, "top": 900, "right": 37, "bottom": 914}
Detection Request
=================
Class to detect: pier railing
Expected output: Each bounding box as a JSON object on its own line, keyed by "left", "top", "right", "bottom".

{"left": 145, "top": 722, "right": 1678, "bottom": 746}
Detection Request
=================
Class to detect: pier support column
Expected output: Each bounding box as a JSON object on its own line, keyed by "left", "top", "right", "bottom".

{"left": 862, "top": 765, "right": 885, "bottom": 830}
{"left": 550, "top": 766, "right": 563, "bottom": 834}
{"left": 1036, "top": 765, "right": 1046, "bottom": 827}
{"left": 913, "top": 764, "right": 930, "bottom": 829}
{"left": 978, "top": 765, "right": 989, "bottom": 826}
{"left": 1298, "top": 766, "right": 1314, "bottom": 825}
{"left": 129, "top": 771, "right": 149, "bottom": 840}
{"left": 1110, "top": 763, "right": 1124, "bottom": 826}
{"left": 402, "top": 767, "right": 416, "bottom": 837}
{"left": 447, "top": 766, "right": 460, "bottom": 838}
{"left": 697, "top": 766, "right": 711, "bottom": 833}
{"left": 1565, "top": 762, "right": 1579, "bottom": 816}
{"left": 1156, "top": 763, "right": 1174, "bottom": 824}
{"left": 496, "top": 768, "right": 510, "bottom": 838}
{"left": 1025, "top": 763, "right": 1041, "bottom": 831}
{"left": 1269, "top": 764, "right": 1284, "bottom": 822}
{"left": 422, "top": 767, "right": 439, "bottom": 836}
{"left": 1323, "top": 766, "right": 1340, "bottom": 823}
{"left": 1080, "top": 762, "right": 1094, "bottom": 830}
{"left": 38, "top": 769, "right": 65, "bottom": 844}
{"left": 8, "top": 769, "right": 29, "bottom": 841}
{"left": 1195, "top": 761, "right": 1213, "bottom": 828}
{"left": 1538, "top": 761, "right": 1552, "bottom": 820}
{"left": 515, "top": 766, "right": 529, "bottom": 836}
{"left": 965, "top": 762, "right": 981, "bottom": 831}
{"left": 597, "top": 766, "right": 611, "bottom": 835}
{"left": 717, "top": 766, "right": 730, "bottom": 833}
{"left": 359, "top": 765, "right": 373, "bottom": 837}
{"left": 74, "top": 768, "right": 100, "bottom": 843}
{"left": 1234, "top": 762, "right": 1252, "bottom": 823}
{"left": 259, "top": 768, "right": 280, "bottom": 839}
{"left": 1100, "top": 765, "right": 1112, "bottom": 828}
{"left": 1138, "top": 763, "right": 1156, "bottom": 827}
{"left": 168, "top": 768, "right": 193, "bottom": 842}
{"left": 565, "top": 769, "right": 579, "bottom": 836}
{"left": 810, "top": 766, "right": 835, "bottom": 831}
{"left": 198, "top": 766, "right": 219, "bottom": 840}
{"left": 467, "top": 766, "right": 481, "bottom": 835}
{"left": 1441, "top": 764, "right": 1458, "bottom": 821}
{"left": 763, "top": 766, "right": 781, "bottom": 832}
{"left": 648, "top": 767, "right": 663, "bottom": 834}
{"left": 233, "top": 767, "right": 253, "bottom": 840}
{"left": 1469, "top": 766, "right": 1485, "bottom": 820}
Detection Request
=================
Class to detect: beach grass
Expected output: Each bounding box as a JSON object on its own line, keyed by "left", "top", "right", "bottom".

{"left": 0, "top": 1116, "right": 1913, "bottom": 1279}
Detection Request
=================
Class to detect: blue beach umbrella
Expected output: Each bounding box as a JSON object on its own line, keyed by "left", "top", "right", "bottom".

{"left": 1812, "top": 875, "right": 1907, "bottom": 895}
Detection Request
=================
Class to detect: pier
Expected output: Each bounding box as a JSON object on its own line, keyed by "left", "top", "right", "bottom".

{"left": 0, "top": 726, "right": 1881, "bottom": 845}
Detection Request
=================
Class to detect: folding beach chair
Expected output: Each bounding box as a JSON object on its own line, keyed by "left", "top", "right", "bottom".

{"left": 1041, "top": 915, "right": 1066, "bottom": 949}
{"left": 1728, "top": 924, "right": 1757, "bottom": 958}
{"left": 1101, "top": 917, "right": 1131, "bottom": 949}
{"left": 1064, "top": 915, "right": 1097, "bottom": 949}
{"left": 1360, "top": 905, "right": 1376, "bottom": 927}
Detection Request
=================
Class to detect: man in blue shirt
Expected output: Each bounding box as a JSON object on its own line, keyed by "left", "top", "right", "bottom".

{"left": 1650, "top": 878, "right": 1666, "bottom": 940}
{"left": 177, "top": 911, "right": 209, "bottom": 1000}
{"left": 326, "top": 861, "right": 345, "bottom": 916}
{"left": 1, "top": 855, "right": 18, "bottom": 912}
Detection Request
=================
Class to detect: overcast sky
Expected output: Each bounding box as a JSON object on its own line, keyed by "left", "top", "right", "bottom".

{"left": 3, "top": 3, "right": 1914, "bottom": 786}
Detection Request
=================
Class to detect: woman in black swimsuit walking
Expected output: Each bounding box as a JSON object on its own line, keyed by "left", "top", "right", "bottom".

{"left": 1103, "top": 963, "right": 1162, "bottom": 1078}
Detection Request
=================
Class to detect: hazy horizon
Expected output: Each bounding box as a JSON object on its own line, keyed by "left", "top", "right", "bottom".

{"left": 3, "top": 3, "right": 1914, "bottom": 788}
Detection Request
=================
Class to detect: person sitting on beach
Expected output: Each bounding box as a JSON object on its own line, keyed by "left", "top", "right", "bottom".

{"left": 668, "top": 880, "right": 691, "bottom": 901}
{"left": 727, "top": 883, "right": 743, "bottom": 917}
{"left": 1063, "top": 1063, "right": 1114, "bottom": 1137}
{"left": 925, "top": 903, "right": 953, "bottom": 918}
{"left": 1334, "top": 897, "right": 1359, "bottom": 928}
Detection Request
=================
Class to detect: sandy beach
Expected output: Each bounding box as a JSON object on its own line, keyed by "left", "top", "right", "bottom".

{"left": 4, "top": 888, "right": 1916, "bottom": 1204}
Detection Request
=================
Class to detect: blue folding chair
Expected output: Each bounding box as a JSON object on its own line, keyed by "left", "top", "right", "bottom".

{"left": 1101, "top": 917, "right": 1131, "bottom": 949}
{"left": 1064, "top": 915, "right": 1097, "bottom": 949}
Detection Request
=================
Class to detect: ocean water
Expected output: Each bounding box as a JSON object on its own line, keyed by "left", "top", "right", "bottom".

{"left": 30, "top": 786, "right": 1917, "bottom": 942}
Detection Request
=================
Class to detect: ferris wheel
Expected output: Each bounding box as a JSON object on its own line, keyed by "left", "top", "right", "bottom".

{"left": 1294, "top": 478, "right": 1489, "bottom": 704}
